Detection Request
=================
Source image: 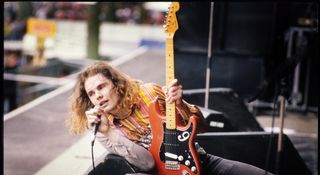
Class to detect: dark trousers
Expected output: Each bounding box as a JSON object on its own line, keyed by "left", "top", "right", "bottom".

{"left": 201, "top": 153, "right": 274, "bottom": 175}
{"left": 87, "top": 153, "right": 274, "bottom": 175}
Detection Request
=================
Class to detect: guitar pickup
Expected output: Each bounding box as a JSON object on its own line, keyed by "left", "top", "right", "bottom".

{"left": 165, "top": 160, "right": 180, "bottom": 170}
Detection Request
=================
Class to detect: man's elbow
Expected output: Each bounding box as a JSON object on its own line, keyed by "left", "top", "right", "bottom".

{"left": 139, "top": 156, "right": 155, "bottom": 172}
{"left": 146, "top": 157, "right": 155, "bottom": 171}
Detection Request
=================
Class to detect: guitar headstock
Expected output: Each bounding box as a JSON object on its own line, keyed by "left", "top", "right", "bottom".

{"left": 164, "top": 2, "right": 180, "bottom": 38}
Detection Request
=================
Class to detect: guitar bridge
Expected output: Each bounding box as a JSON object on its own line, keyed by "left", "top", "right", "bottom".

{"left": 165, "top": 160, "right": 180, "bottom": 170}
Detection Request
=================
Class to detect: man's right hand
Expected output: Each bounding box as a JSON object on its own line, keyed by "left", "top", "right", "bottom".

{"left": 85, "top": 106, "right": 109, "bottom": 133}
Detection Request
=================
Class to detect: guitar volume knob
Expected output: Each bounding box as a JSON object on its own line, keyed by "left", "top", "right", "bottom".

{"left": 185, "top": 160, "right": 190, "bottom": 166}
{"left": 178, "top": 155, "right": 184, "bottom": 161}
{"left": 191, "top": 166, "right": 197, "bottom": 172}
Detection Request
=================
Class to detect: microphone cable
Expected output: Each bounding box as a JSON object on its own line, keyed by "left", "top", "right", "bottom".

{"left": 90, "top": 115, "right": 101, "bottom": 175}
{"left": 91, "top": 142, "right": 97, "bottom": 175}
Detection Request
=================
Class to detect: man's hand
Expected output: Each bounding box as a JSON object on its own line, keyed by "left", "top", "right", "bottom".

{"left": 85, "top": 106, "right": 109, "bottom": 133}
{"left": 162, "top": 79, "right": 183, "bottom": 106}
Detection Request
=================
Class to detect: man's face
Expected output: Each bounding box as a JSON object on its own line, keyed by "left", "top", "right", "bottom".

{"left": 84, "top": 73, "right": 119, "bottom": 114}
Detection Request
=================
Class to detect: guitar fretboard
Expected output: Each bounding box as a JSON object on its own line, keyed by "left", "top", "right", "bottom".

{"left": 165, "top": 37, "right": 176, "bottom": 130}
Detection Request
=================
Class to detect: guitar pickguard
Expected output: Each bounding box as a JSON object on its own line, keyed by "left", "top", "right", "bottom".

{"left": 159, "top": 123, "right": 198, "bottom": 172}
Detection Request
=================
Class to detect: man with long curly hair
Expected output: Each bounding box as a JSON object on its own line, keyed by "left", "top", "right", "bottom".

{"left": 66, "top": 61, "right": 273, "bottom": 175}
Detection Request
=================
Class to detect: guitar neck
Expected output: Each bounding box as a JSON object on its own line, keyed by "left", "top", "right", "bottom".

{"left": 166, "top": 37, "right": 176, "bottom": 130}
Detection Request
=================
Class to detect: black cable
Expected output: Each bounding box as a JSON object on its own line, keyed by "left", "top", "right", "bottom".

{"left": 91, "top": 143, "right": 97, "bottom": 175}
{"left": 264, "top": 93, "right": 278, "bottom": 175}
{"left": 90, "top": 114, "right": 101, "bottom": 175}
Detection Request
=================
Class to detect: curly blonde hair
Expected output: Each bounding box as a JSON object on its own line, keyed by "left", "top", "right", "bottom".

{"left": 65, "top": 61, "right": 141, "bottom": 135}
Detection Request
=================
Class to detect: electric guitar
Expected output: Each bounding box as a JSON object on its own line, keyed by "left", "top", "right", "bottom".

{"left": 148, "top": 2, "right": 201, "bottom": 175}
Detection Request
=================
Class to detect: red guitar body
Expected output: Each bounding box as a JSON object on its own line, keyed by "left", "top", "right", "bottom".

{"left": 148, "top": 102, "right": 201, "bottom": 175}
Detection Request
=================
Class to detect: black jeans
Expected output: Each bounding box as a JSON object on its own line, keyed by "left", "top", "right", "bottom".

{"left": 200, "top": 153, "right": 274, "bottom": 175}
{"left": 88, "top": 153, "right": 274, "bottom": 175}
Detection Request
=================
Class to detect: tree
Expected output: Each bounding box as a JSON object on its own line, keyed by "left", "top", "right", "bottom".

{"left": 87, "top": 2, "right": 101, "bottom": 60}
{"left": 17, "top": 2, "right": 33, "bottom": 20}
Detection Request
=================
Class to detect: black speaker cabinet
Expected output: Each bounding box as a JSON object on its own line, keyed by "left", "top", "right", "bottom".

{"left": 185, "top": 88, "right": 264, "bottom": 132}
{"left": 199, "top": 107, "right": 237, "bottom": 132}
{"left": 196, "top": 132, "right": 312, "bottom": 175}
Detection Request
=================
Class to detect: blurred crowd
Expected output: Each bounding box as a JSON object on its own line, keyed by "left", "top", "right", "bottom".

{"left": 100, "top": 2, "right": 166, "bottom": 25}
{"left": 4, "top": 2, "right": 166, "bottom": 41}
{"left": 4, "top": 2, "right": 26, "bottom": 40}
{"left": 33, "top": 2, "right": 88, "bottom": 20}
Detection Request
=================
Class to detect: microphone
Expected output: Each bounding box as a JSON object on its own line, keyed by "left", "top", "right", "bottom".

{"left": 91, "top": 114, "right": 101, "bottom": 146}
